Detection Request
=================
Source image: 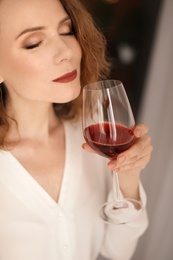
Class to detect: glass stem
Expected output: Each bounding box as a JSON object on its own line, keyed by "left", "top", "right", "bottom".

{"left": 112, "top": 171, "right": 124, "bottom": 208}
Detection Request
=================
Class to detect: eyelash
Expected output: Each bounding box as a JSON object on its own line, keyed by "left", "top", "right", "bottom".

{"left": 25, "top": 41, "right": 42, "bottom": 50}
{"left": 24, "top": 30, "right": 74, "bottom": 50}
{"left": 61, "top": 31, "right": 74, "bottom": 36}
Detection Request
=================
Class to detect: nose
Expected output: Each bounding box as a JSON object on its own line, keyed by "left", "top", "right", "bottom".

{"left": 52, "top": 36, "right": 73, "bottom": 64}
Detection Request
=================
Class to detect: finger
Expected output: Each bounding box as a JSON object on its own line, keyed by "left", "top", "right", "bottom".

{"left": 111, "top": 154, "right": 151, "bottom": 173}
{"left": 107, "top": 135, "right": 152, "bottom": 169}
{"left": 134, "top": 123, "right": 149, "bottom": 137}
{"left": 131, "top": 137, "right": 153, "bottom": 161}
{"left": 117, "top": 134, "right": 152, "bottom": 161}
{"left": 123, "top": 155, "right": 151, "bottom": 172}
{"left": 129, "top": 141, "right": 153, "bottom": 163}
{"left": 119, "top": 145, "right": 153, "bottom": 169}
{"left": 82, "top": 143, "right": 96, "bottom": 154}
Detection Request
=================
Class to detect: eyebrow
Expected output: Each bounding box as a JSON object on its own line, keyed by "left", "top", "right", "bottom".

{"left": 16, "top": 16, "right": 71, "bottom": 39}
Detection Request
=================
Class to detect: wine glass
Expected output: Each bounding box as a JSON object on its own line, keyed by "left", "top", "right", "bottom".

{"left": 82, "top": 80, "right": 143, "bottom": 225}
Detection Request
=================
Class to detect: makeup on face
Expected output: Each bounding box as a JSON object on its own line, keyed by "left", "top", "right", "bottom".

{"left": 0, "top": 0, "right": 82, "bottom": 104}
{"left": 52, "top": 69, "right": 77, "bottom": 83}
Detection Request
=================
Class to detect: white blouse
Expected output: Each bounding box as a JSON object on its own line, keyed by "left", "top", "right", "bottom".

{"left": 0, "top": 121, "right": 148, "bottom": 260}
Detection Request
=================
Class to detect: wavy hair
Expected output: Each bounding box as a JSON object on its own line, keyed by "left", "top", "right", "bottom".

{"left": 53, "top": 0, "right": 111, "bottom": 118}
{"left": 0, "top": 0, "right": 111, "bottom": 148}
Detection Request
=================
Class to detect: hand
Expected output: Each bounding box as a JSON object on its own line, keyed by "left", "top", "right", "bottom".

{"left": 82, "top": 123, "right": 153, "bottom": 174}
{"left": 107, "top": 123, "right": 153, "bottom": 200}
{"left": 82, "top": 123, "right": 153, "bottom": 200}
{"left": 107, "top": 123, "right": 153, "bottom": 175}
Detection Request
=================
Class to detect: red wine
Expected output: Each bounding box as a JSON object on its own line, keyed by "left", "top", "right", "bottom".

{"left": 84, "top": 122, "right": 135, "bottom": 158}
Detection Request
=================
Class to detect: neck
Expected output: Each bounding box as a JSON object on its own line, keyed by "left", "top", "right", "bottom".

{"left": 6, "top": 99, "right": 60, "bottom": 142}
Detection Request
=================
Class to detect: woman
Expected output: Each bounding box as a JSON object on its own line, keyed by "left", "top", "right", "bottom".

{"left": 0, "top": 0, "right": 152, "bottom": 259}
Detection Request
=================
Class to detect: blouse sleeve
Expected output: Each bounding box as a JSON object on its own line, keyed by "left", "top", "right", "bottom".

{"left": 100, "top": 183, "right": 148, "bottom": 260}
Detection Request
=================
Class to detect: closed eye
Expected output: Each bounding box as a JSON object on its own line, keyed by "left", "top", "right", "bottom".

{"left": 25, "top": 41, "right": 42, "bottom": 50}
{"left": 60, "top": 31, "right": 74, "bottom": 36}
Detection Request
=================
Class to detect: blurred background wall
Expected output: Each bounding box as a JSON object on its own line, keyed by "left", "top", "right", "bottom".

{"left": 80, "top": 0, "right": 173, "bottom": 259}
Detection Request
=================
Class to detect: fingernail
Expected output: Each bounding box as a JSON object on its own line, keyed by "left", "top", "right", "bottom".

{"left": 108, "top": 164, "right": 114, "bottom": 169}
{"left": 108, "top": 161, "right": 117, "bottom": 169}
{"left": 135, "top": 129, "right": 142, "bottom": 137}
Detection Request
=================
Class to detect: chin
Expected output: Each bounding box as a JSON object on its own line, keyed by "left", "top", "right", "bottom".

{"left": 52, "top": 88, "right": 81, "bottom": 104}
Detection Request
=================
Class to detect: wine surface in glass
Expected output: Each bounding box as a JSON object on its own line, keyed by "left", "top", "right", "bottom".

{"left": 84, "top": 122, "right": 135, "bottom": 159}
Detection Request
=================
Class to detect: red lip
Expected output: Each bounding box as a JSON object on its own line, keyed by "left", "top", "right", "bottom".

{"left": 53, "top": 70, "right": 77, "bottom": 83}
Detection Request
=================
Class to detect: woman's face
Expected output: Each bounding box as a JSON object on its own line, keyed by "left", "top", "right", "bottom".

{"left": 0, "top": 0, "right": 82, "bottom": 104}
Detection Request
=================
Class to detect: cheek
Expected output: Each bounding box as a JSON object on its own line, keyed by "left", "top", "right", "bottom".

{"left": 0, "top": 55, "right": 41, "bottom": 84}
{"left": 1, "top": 55, "right": 45, "bottom": 98}
{"left": 12, "top": 56, "right": 42, "bottom": 77}
{"left": 72, "top": 40, "right": 82, "bottom": 65}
